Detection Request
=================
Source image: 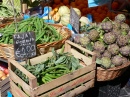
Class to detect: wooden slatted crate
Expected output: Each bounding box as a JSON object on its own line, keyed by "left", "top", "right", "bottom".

{"left": 8, "top": 40, "right": 96, "bottom": 97}
{"left": 0, "top": 77, "right": 10, "bottom": 97}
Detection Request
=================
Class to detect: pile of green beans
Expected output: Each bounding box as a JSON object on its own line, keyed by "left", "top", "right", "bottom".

{"left": 0, "top": 17, "right": 62, "bottom": 44}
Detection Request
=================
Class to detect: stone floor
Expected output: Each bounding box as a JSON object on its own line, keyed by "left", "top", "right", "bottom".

{"left": 79, "top": 67, "right": 130, "bottom": 97}
{"left": 119, "top": 86, "right": 130, "bottom": 97}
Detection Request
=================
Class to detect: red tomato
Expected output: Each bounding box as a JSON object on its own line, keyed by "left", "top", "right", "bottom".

{"left": 4, "top": 69, "right": 8, "bottom": 75}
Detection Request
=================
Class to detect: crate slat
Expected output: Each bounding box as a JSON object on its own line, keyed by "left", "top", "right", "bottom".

{"left": 8, "top": 68, "right": 31, "bottom": 95}
{"left": 10, "top": 80, "right": 28, "bottom": 97}
{"left": 0, "top": 88, "right": 10, "bottom": 97}
{"left": 38, "top": 70, "right": 95, "bottom": 97}
{"left": 0, "top": 77, "right": 10, "bottom": 97}
{"left": 0, "top": 77, "right": 9, "bottom": 87}
{"left": 60, "top": 79, "right": 95, "bottom": 97}
{"left": 0, "top": 82, "right": 10, "bottom": 93}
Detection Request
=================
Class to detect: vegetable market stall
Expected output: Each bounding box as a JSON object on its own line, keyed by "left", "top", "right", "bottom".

{"left": 8, "top": 40, "right": 96, "bottom": 97}
{"left": 0, "top": 0, "right": 129, "bottom": 97}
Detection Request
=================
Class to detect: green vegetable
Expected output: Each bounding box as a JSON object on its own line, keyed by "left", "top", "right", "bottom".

{"left": 14, "top": 49, "right": 82, "bottom": 85}
{"left": 0, "top": 17, "right": 62, "bottom": 44}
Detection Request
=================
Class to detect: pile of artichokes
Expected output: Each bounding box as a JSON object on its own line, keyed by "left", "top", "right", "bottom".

{"left": 74, "top": 14, "right": 130, "bottom": 69}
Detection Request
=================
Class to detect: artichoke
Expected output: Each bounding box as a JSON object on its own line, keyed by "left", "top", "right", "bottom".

{"left": 111, "top": 28, "right": 121, "bottom": 38}
{"left": 107, "top": 44, "right": 119, "bottom": 56}
{"left": 101, "top": 21, "right": 113, "bottom": 32}
{"left": 93, "top": 41, "right": 105, "bottom": 53}
{"left": 79, "top": 35, "right": 90, "bottom": 47}
{"left": 103, "top": 32, "right": 116, "bottom": 44}
{"left": 73, "top": 35, "right": 81, "bottom": 44}
{"left": 112, "top": 55, "right": 123, "bottom": 66}
{"left": 128, "top": 30, "right": 130, "bottom": 38}
{"left": 115, "top": 14, "right": 126, "bottom": 23}
{"left": 112, "top": 21, "right": 121, "bottom": 29}
{"left": 102, "top": 50, "right": 111, "bottom": 58}
{"left": 122, "top": 57, "right": 128, "bottom": 64}
{"left": 101, "top": 57, "right": 112, "bottom": 69}
{"left": 121, "top": 23, "right": 130, "bottom": 32}
{"left": 88, "top": 29, "right": 99, "bottom": 41}
{"left": 120, "top": 46, "right": 130, "bottom": 56}
{"left": 117, "top": 35, "right": 129, "bottom": 47}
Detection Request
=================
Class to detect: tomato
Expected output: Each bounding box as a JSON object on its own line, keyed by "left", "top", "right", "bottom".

{"left": 4, "top": 69, "right": 8, "bottom": 75}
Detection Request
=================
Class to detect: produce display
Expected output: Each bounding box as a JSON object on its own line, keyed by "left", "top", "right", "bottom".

{"left": 51, "top": 0, "right": 120, "bottom": 23}
{"left": 0, "top": 3, "right": 16, "bottom": 18}
{"left": 0, "top": 3, "right": 20, "bottom": 25}
{"left": 0, "top": 17, "right": 62, "bottom": 44}
{"left": 0, "top": 62, "right": 9, "bottom": 81}
{"left": 74, "top": 14, "right": 130, "bottom": 69}
{"left": 14, "top": 48, "right": 82, "bottom": 85}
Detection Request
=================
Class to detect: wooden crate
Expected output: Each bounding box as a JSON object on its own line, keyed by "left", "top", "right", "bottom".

{"left": 0, "top": 77, "right": 10, "bottom": 97}
{"left": 8, "top": 40, "right": 96, "bottom": 97}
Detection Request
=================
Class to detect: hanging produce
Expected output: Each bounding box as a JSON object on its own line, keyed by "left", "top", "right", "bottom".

{"left": 0, "top": 3, "right": 19, "bottom": 18}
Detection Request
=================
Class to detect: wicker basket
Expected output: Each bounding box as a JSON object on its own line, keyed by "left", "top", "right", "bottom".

{"left": 0, "top": 19, "right": 13, "bottom": 28}
{"left": 0, "top": 24, "right": 71, "bottom": 59}
{"left": 97, "top": 61, "right": 130, "bottom": 81}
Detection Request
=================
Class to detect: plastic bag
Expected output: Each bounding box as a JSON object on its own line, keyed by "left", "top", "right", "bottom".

{"left": 88, "top": 0, "right": 111, "bottom": 7}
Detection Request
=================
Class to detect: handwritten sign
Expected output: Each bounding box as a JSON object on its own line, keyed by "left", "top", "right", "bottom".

{"left": 70, "top": 7, "right": 80, "bottom": 34}
{"left": 13, "top": 32, "right": 36, "bottom": 61}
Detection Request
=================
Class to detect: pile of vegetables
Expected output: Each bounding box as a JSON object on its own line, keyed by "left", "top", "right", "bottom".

{"left": 0, "top": 16, "right": 62, "bottom": 44}
{"left": 0, "top": 62, "right": 9, "bottom": 81}
{"left": 0, "top": 3, "right": 16, "bottom": 18}
{"left": 51, "top": 0, "right": 123, "bottom": 23}
{"left": 48, "top": 5, "right": 91, "bottom": 27}
{"left": 74, "top": 14, "right": 130, "bottom": 69}
{"left": 14, "top": 48, "right": 82, "bottom": 85}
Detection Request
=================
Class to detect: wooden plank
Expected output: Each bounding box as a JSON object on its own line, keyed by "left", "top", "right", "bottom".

{"left": 71, "top": 48, "right": 92, "bottom": 66}
{"left": 10, "top": 80, "right": 28, "bottom": 97}
{"left": 39, "top": 70, "right": 95, "bottom": 97}
{"left": 20, "top": 49, "right": 61, "bottom": 65}
{"left": 65, "top": 40, "right": 95, "bottom": 55}
{"left": 8, "top": 59, "right": 37, "bottom": 89}
{"left": 35, "top": 64, "right": 95, "bottom": 95}
{"left": 0, "top": 77, "right": 9, "bottom": 87}
{"left": 1, "top": 88, "right": 10, "bottom": 97}
{"left": 61, "top": 79, "right": 95, "bottom": 97}
{"left": 0, "top": 82, "right": 10, "bottom": 93}
{"left": 8, "top": 59, "right": 36, "bottom": 79}
{"left": 64, "top": 42, "right": 71, "bottom": 53}
{"left": 9, "top": 68, "right": 31, "bottom": 95}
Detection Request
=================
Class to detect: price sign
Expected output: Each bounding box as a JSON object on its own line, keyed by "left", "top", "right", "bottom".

{"left": 70, "top": 7, "right": 80, "bottom": 34}
{"left": 13, "top": 32, "right": 36, "bottom": 61}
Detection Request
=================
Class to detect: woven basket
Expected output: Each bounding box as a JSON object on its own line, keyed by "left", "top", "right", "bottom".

{"left": 97, "top": 61, "right": 130, "bottom": 81}
{"left": 0, "top": 24, "right": 71, "bottom": 59}
{"left": 0, "top": 20, "right": 12, "bottom": 28}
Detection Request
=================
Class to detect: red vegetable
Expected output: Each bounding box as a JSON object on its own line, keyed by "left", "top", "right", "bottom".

{"left": 4, "top": 69, "right": 8, "bottom": 75}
